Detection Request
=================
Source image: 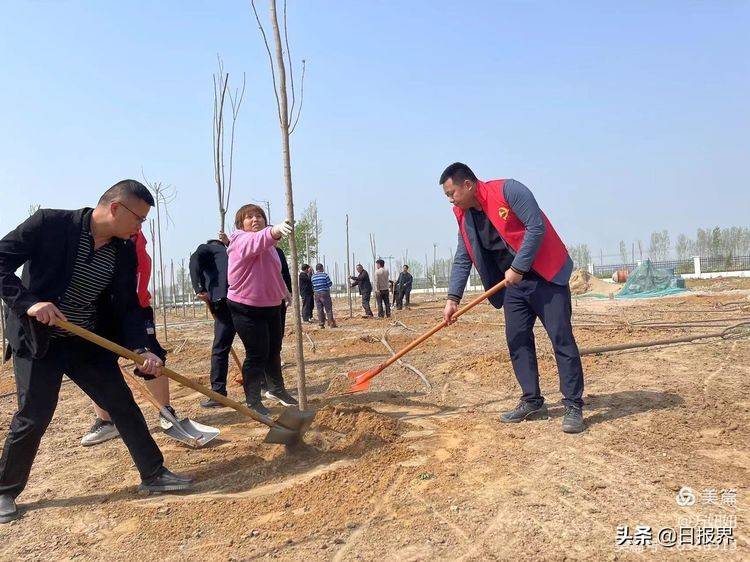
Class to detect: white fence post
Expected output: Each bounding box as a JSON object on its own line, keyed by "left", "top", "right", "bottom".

{"left": 693, "top": 256, "right": 701, "bottom": 276}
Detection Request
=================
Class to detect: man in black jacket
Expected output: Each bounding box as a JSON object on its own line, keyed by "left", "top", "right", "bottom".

{"left": 395, "top": 265, "right": 414, "bottom": 309}
{"left": 0, "top": 180, "right": 193, "bottom": 524}
{"left": 299, "top": 264, "right": 314, "bottom": 323}
{"left": 350, "top": 264, "right": 374, "bottom": 318}
{"left": 189, "top": 237, "right": 234, "bottom": 408}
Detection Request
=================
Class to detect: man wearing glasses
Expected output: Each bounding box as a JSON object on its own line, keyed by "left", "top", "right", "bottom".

{"left": 0, "top": 180, "right": 193, "bottom": 524}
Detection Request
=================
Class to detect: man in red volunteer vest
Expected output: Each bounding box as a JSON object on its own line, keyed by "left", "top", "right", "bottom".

{"left": 440, "top": 163, "right": 585, "bottom": 433}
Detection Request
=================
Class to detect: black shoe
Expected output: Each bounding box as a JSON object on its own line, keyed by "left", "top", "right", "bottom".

{"left": 200, "top": 397, "right": 225, "bottom": 409}
{"left": 138, "top": 468, "right": 193, "bottom": 494}
{"left": 264, "top": 388, "right": 299, "bottom": 407}
{"left": 246, "top": 400, "right": 271, "bottom": 416}
{"left": 0, "top": 495, "right": 19, "bottom": 524}
{"left": 562, "top": 406, "right": 585, "bottom": 433}
{"left": 500, "top": 401, "right": 549, "bottom": 423}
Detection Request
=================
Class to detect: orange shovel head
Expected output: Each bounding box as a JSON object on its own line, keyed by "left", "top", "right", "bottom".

{"left": 345, "top": 366, "right": 385, "bottom": 394}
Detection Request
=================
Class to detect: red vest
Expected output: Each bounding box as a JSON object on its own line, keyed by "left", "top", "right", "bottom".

{"left": 132, "top": 230, "right": 152, "bottom": 308}
{"left": 453, "top": 179, "right": 569, "bottom": 282}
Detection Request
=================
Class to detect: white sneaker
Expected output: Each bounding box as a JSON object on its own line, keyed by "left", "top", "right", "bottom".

{"left": 81, "top": 418, "right": 120, "bottom": 447}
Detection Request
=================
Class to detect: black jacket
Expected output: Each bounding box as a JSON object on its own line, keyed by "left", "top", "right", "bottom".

{"left": 189, "top": 240, "right": 229, "bottom": 303}
{"left": 396, "top": 271, "right": 414, "bottom": 292}
{"left": 298, "top": 270, "right": 313, "bottom": 297}
{"left": 350, "top": 270, "right": 372, "bottom": 294}
{"left": 0, "top": 208, "right": 147, "bottom": 359}
{"left": 276, "top": 248, "right": 292, "bottom": 293}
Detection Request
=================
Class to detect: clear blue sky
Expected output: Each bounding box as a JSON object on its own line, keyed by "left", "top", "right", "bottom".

{"left": 1, "top": 1, "right": 748, "bottom": 272}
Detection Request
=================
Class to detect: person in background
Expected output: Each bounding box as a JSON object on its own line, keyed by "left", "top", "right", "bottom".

{"left": 311, "top": 263, "right": 337, "bottom": 328}
{"left": 189, "top": 235, "right": 235, "bottom": 408}
{"left": 80, "top": 228, "right": 179, "bottom": 445}
{"left": 299, "top": 264, "right": 314, "bottom": 323}
{"left": 225, "top": 204, "right": 295, "bottom": 415}
{"left": 373, "top": 259, "right": 391, "bottom": 318}
{"left": 350, "top": 264, "right": 373, "bottom": 318}
{"left": 395, "top": 265, "right": 414, "bottom": 310}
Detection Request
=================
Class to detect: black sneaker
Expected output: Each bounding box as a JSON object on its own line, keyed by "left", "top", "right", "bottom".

{"left": 138, "top": 467, "right": 193, "bottom": 494}
{"left": 246, "top": 400, "right": 271, "bottom": 417}
{"left": 0, "top": 495, "right": 19, "bottom": 524}
{"left": 264, "top": 388, "right": 299, "bottom": 407}
{"left": 200, "top": 397, "right": 225, "bottom": 409}
{"left": 500, "top": 401, "right": 549, "bottom": 423}
{"left": 562, "top": 406, "right": 585, "bottom": 433}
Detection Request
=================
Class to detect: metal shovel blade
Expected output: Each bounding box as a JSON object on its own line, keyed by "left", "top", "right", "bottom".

{"left": 276, "top": 406, "right": 316, "bottom": 434}
{"left": 160, "top": 408, "right": 220, "bottom": 448}
{"left": 263, "top": 424, "right": 302, "bottom": 445}
{"left": 262, "top": 407, "right": 316, "bottom": 445}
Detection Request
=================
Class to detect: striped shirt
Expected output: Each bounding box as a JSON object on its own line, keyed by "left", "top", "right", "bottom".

{"left": 311, "top": 271, "right": 332, "bottom": 292}
{"left": 52, "top": 227, "right": 116, "bottom": 338}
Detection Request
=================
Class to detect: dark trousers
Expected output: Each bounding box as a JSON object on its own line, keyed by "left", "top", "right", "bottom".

{"left": 503, "top": 273, "right": 584, "bottom": 408}
{"left": 301, "top": 293, "right": 314, "bottom": 322}
{"left": 314, "top": 291, "right": 334, "bottom": 326}
{"left": 228, "top": 300, "right": 283, "bottom": 401}
{"left": 209, "top": 299, "right": 236, "bottom": 396}
{"left": 375, "top": 290, "right": 391, "bottom": 318}
{"left": 360, "top": 291, "right": 373, "bottom": 316}
{"left": 0, "top": 338, "right": 164, "bottom": 498}
{"left": 403, "top": 288, "right": 411, "bottom": 307}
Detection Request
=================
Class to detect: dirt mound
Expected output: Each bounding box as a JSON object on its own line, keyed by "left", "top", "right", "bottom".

{"left": 570, "top": 269, "right": 622, "bottom": 296}
{"left": 309, "top": 403, "right": 402, "bottom": 454}
{"left": 325, "top": 373, "right": 354, "bottom": 395}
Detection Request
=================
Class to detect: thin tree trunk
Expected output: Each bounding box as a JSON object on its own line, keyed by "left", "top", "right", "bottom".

{"left": 346, "top": 215, "right": 352, "bottom": 318}
{"left": 270, "top": 0, "right": 307, "bottom": 410}
{"left": 170, "top": 259, "right": 176, "bottom": 307}
{"left": 190, "top": 253, "right": 196, "bottom": 318}
{"left": 181, "top": 258, "right": 186, "bottom": 318}
{"left": 155, "top": 196, "right": 168, "bottom": 342}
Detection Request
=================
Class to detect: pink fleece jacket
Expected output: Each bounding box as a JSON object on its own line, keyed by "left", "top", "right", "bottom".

{"left": 226, "top": 227, "right": 287, "bottom": 307}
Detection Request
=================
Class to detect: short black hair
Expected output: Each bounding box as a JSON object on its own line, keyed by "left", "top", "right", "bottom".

{"left": 99, "top": 179, "right": 155, "bottom": 207}
{"left": 301, "top": 264, "right": 309, "bottom": 272}
{"left": 316, "top": 263, "right": 324, "bottom": 271}
{"left": 439, "top": 162, "right": 478, "bottom": 186}
{"left": 403, "top": 265, "right": 409, "bottom": 270}
{"left": 376, "top": 259, "right": 385, "bottom": 267}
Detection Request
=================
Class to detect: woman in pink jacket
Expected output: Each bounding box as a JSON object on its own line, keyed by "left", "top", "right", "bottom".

{"left": 226, "top": 204, "right": 294, "bottom": 414}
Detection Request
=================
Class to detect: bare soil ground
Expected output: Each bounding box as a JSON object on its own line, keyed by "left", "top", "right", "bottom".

{"left": 1, "top": 279, "right": 748, "bottom": 560}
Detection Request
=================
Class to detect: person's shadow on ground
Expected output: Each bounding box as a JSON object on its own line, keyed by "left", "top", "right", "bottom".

{"left": 549, "top": 390, "right": 684, "bottom": 427}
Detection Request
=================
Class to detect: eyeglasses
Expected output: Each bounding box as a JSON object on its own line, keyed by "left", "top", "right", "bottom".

{"left": 117, "top": 201, "right": 148, "bottom": 224}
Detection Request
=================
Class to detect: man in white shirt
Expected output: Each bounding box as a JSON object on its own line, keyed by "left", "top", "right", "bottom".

{"left": 373, "top": 259, "right": 391, "bottom": 318}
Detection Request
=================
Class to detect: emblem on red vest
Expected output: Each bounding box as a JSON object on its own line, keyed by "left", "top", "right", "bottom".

{"left": 498, "top": 207, "right": 509, "bottom": 220}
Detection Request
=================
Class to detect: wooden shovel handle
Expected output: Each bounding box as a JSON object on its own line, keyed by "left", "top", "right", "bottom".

{"left": 55, "top": 320, "right": 276, "bottom": 428}
{"left": 379, "top": 279, "right": 507, "bottom": 371}
{"left": 119, "top": 365, "right": 166, "bottom": 412}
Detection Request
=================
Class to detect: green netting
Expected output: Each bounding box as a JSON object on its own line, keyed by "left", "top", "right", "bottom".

{"left": 616, "top": 259, "right": 686, "bottom": 299}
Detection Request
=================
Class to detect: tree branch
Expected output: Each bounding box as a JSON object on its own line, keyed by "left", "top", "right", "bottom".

{"left": 289, "top": 59, "right": 306, "bottom": 135}
{"left": 251, "top": 0, "right": 283, "bottom": 124}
